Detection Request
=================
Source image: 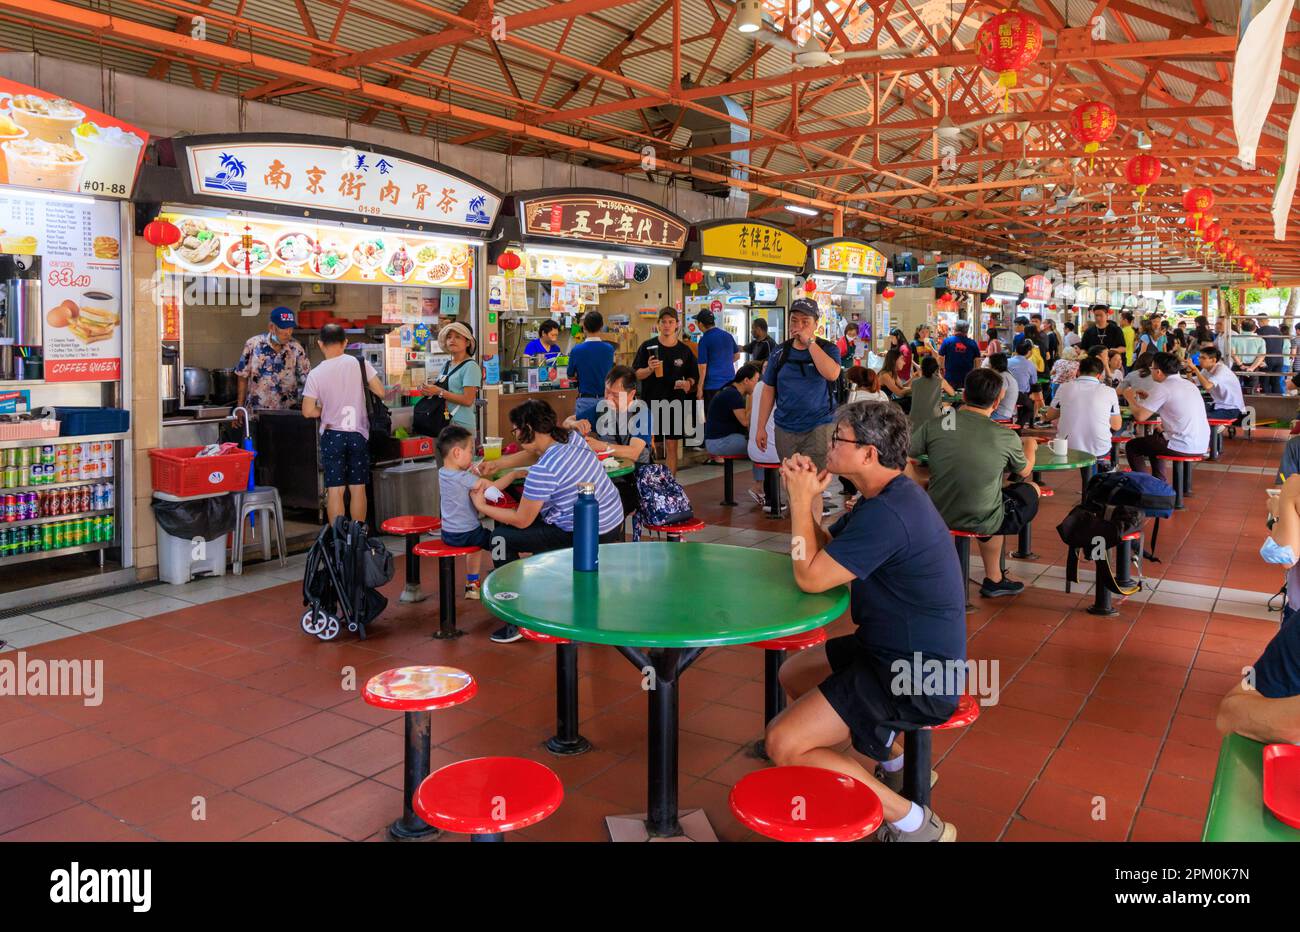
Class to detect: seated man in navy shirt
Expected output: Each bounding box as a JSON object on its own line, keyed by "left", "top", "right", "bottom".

{"left": 1217, "top": 476, "right": 1300, "bottom": 744}
{"left": 938, "top": 319, "right": 981, "bottom": 388}
{"left": 765, "top": 400, "right": 968, "bottom": 842}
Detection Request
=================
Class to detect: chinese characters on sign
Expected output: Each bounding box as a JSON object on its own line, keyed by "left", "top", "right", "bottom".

{"left": 520, "top": 196, "right": 688, "bottom": 251}
{"left": 699, "top": 223, "right": 809, "bottom": 267}
{"left": 1025, "top": 274, "right": 1052, "bottom": 302}
{"left": 183, "top": 141, "right": 501, "bottom": 230}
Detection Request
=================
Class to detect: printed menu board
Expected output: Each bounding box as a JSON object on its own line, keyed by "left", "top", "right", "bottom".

{"left": 157, "top": 211, "right": 474, "bottom": 289}
{"left": 0, "top": 77, "right": 147, "bottom": 198}
{"left": 946, "top": 260, "right": 991, "bottom": 293}
{"left": 0, "top": 193, "right": 124, "bottom": 381}
{"left": 1025, "top": 274, "right": 1052, "bottom": 301}
{"left": 812, "top": 241, "right": 886, "bottom": 277}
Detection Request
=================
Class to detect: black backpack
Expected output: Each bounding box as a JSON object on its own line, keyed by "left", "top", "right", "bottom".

{"left": 769, "top": 338, "right": 846, "bottom": 411}
{"left": 413, "top": 359, "right": 472, "bottom": 437}
{"left": 354, "top": 355, "right": 392, "bottom": 455}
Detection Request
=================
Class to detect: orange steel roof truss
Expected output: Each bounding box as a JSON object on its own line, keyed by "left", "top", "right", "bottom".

{"left": 3, "top": 0, "right": 1300, "bottom": 280}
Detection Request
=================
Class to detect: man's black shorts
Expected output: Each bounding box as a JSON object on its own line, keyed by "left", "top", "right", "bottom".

{"left": 818, "top": 636, "right": 959, "bottom": 761}
{"left": 979, "top": 481, "right": 1039, "bottom": 540}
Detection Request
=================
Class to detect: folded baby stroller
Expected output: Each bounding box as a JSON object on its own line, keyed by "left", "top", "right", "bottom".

{"left": 300, "top": 517, "right": 393, "bottom": 641}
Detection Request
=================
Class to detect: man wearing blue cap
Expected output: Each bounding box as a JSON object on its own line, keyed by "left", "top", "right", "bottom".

{"left": 235, "top": 306, "right": 311, "bottom": 410}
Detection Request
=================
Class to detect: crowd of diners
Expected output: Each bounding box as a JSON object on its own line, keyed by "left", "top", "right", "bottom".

{"left": 297, "top": 299, "right": 1300, "bottom": 842}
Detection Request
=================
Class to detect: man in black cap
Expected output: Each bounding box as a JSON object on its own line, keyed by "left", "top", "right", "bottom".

{"left": 235, "top": 305, "right": 310, "bottom": 410}
{"left": 755, "top": 298, "right": 842, "bottom": 477}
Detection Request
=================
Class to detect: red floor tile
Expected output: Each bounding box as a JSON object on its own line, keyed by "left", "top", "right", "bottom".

{"left": 237, "top": 758, "right": 361, "bottom": 812}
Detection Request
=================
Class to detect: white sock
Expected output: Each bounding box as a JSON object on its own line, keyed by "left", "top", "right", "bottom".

{"left": 890, "top": 802, "right": 924, "bottom": 833}
{"left": 880, "top": 754, "right": 905, "bottom": 772}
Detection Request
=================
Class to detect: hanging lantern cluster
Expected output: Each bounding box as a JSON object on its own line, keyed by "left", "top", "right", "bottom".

{"left": 1123, "top": 154, "right": 1162, "bottom": 210}
{"left": 1182, "top": 186, "right": 1215, "bottom": 235}
{"left": 683, "top": 267, "right": 704, "bottom": 293}
{"left": 975, "top": 10, "right": 1043, "bottom": 108}
{"left": 1069, "top": 101, "right": 1117, "bottom": 171}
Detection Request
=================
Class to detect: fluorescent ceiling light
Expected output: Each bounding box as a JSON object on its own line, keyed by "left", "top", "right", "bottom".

{"left": 702, "top": 263, "right": 795, "bottom": 280}
{"left": 736, "top": 0, "right": 762, "bottom": 33}
{"left": 605, "top": 253, "right": 673, "bottom": 266}
{"left": 785, "top": 204, "right": 819, "bottom": 216}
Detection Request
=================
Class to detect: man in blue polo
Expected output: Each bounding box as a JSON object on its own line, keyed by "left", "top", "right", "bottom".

{"left": 938, "top": 319, "right": 980, "bottom": 388}
{"left": 694, "top": 308, "right": 738, "bottom": 419}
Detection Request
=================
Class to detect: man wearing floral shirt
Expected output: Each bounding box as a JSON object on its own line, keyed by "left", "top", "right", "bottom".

{"left": 235, "top": 306, "right": 311, "bottom": 409}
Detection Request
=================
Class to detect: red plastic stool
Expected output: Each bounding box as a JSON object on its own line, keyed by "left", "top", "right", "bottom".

{"left": 755, "top": 462, "right": 783, "bottom": 518}
{"left": 643, "top": 517, "right": 707, "bottom": 542}
{"left": 1206, "top": 418, "right": 1235, "bottom": 460}
{"left": 950, "top": 529, "right": 982, "bottom": 612}
{"left": 521, "top": 627, "right": 590, "bottom": 756}
{"left": 747, "top": 627, "right": 828, "bottom": 760}
{"left": 363, "top": 665, "right": 477, "bottom": 839}
{"left": 729, "top": 766, "right": 884, "bottom": 842}
{"left": 993, "top": 418, "right": 1023, "bottom": 430}
{"left": 1010, "top": 484, "right": 1053, "bottom": 561}
{"left": 901, "top": 694, "right": 980, "bottom": 808}
{"left": 412, "top": 539, "right": 481, "bottom": 639}
{"left": 381, "top": 515, "right": 441, "bottom": 604}
{"left": 1085, "top": 530, "right": 1143, "bottom": 616}
{"left": 1109, "top": 434, "right": 1131, "bottom": 469}
{"left": 413, "top": 756, "right": 563, "bottom": 842}
{"left": 716, "top": 454, "right": 748, "bottom": 506}
{"left": 1156, "top": 452, "right": 1206, "bottom": 509}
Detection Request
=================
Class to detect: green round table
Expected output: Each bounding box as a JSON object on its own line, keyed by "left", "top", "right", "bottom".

{"left": 482, "top": 542, "right": 848, "bottom": 840}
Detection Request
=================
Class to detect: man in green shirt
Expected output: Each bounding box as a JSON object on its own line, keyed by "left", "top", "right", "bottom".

{"left": 908, "top": 368, "right": 1039, "bottom": 598}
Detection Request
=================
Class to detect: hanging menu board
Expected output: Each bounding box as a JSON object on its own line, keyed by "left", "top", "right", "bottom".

{"left": 946, "top": 260, "right": 991, "bottom": 293}
{"left": 0, "top": 77, "right": 147, "bottom": 198}
{"left": 157, "top": 211, "right": 474, "bottom": 289}
{"left": 0, "top": 191, "right": 123, "bottom": 380}
{"left": 1025, "top": 274, "right": 1052, "bottom": 301}
{"left": 812, "top": 241, "right": 886, "bottom": 277}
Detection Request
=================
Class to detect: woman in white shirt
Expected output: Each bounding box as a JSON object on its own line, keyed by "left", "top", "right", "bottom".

{"left": 845, "top": 366, "right": 890, "bottom": 404}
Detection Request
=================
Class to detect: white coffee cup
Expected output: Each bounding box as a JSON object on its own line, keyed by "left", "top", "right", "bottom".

{"left": 1049, "top": 438, "right": 1068, "bottom": 456}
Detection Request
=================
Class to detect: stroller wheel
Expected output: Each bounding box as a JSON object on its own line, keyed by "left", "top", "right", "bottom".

{"left": 316, "top": 614, "right": 342, "bottom": 641}
{"left": 301, "top": 609, "right": 328, "bottom": 636}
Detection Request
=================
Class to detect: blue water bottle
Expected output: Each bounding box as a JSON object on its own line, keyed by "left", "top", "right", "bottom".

{"left": 573, "top": 482, "right": 599, "bottom": 572}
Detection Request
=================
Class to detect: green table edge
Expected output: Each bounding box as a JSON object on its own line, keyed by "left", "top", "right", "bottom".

{"left": 1032, "top": 451, "right": 1097, "bottom": 472}
{"left": 481, "top": 542, "right": 850, "bottom": 648}
{"left": 1203, "top": 732, "right": 1300, "bottom": 842}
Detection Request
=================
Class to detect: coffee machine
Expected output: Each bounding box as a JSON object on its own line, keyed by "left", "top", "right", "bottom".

{"left": 0, "top": 263, "right": 43, "bottom": 380}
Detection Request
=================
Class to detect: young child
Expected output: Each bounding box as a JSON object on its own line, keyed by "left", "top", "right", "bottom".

{"left": 436, "top": 425, "right": 521, "bottom": 599}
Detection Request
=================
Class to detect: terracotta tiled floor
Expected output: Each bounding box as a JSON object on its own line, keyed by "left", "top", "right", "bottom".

{"left": 0, "top": 429, "right": 1290, "bottom": 842}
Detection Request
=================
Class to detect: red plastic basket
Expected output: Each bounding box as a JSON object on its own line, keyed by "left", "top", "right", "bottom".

{"left": 149, "top": 446, "right": 255, "bottom": 497}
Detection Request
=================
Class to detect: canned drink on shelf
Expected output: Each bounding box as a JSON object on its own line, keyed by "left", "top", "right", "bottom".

{"left": 55, "top": 444, "right": 67, "bottom": 465}
{"left": 3, "top": 494, "right": 15, "bottom": 522}
{"left": 40, "top": 524, "right": 51, "bottom": 551}
{"left": 17, "top": 464, "right": 28, "bottom": 487}
{"left": 52, "top": 522, "right": 64, "bottom": 549}
{"left": 2, "top": 449, "right": 15, "bottom": 467}
{"left": 103, "top": 515, "right": 114, "bottom": 542}
{"left": 16, "top": 446, "right": 31, "bottom": 467}
{"left": 3, "top": 466, "right": 14, "bottom": 488}
{"left": 40, "top": 445, "right": 53, "bottom": 465}
{"left": 79, "top": 486, "right": 91, "bottom": 512}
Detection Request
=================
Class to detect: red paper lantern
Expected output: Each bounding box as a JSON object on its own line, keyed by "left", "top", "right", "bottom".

{"left": 983, "top": 296, "right": 996, "bottom": 307}
{"left": 1124, "top": 155, "right": 1162, "bottom": 211}
{"left": 804, "top": 279, "right": 818, "bottom": 294}
{"left": 1068, "top": 101, "right": 1117, "bottom": 154}
{"left": 1201, "top": 222, "right": 1223, "bottom": 246}
{"left": 881, "top": 286, "right": 896, "bottom": 300}
{"left": 1047, "top": 303, "right": 1058, "bottom": 311}
{"left": 975, "top": 10, "right": 1043, "bottom": 91}
{"left": 143, "top": 219, "right": 181, "bottom": 248}
{"left": 497, "top": 251, "right": 521, "bottom": 273}
{"left": 1182, "top": 186, "right": 1215, "bottom": 233}
{"left": 1019, "top": 301, "right": 1030, "bottom": 309}
{"left": 1216, "top": 236, "right": 1234, "bottom": 256}
{"left": 683, "top": 268, "right": 703, "bottom": 293}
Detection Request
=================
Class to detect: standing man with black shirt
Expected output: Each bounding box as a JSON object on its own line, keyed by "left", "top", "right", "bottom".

{"left": 1081, "top": 305, "right": 1125, "bottom": 372}
{"left": 633, "top": 307, "right": 699, "bottom": 474}
{"left": 745, "top": 317, "right": 776, "bottom": 370}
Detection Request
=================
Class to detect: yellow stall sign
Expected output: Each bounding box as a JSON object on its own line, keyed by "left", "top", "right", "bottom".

{"left": 701, "top": 222, "right": 807, "bottom": 268}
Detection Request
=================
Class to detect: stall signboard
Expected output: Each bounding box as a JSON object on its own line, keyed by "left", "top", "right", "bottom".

{"left": 946, "top": 260, "right": 990, "bottom": 293}
{"left": 157, "top": 211, "right": 473, "bottom": 289}
{"left": 701, "top": 222, "right": 807, "bottom": 268}
{"left": 1025, "top": 275, "right": 1052, "bottom": 301}
{"left": 812, "top": 241, "right": 886, "bottom": 277}
{"left": 520, "top": 194, "right": 687, "bottom": 251}
{"left": 0, "top": 192, "right": 125, "bottom": 381}
{"left": 1075, "top": 285, "right": 1095, "bottom": 305}
{"left": 0, "top": 77, "right": 147, "bottom": 198}
{"left": 989, "top": 270, "right": 1025, "bottom": 296}
{"left": 178, "top": 138, "right": 500, "bottom": 231}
